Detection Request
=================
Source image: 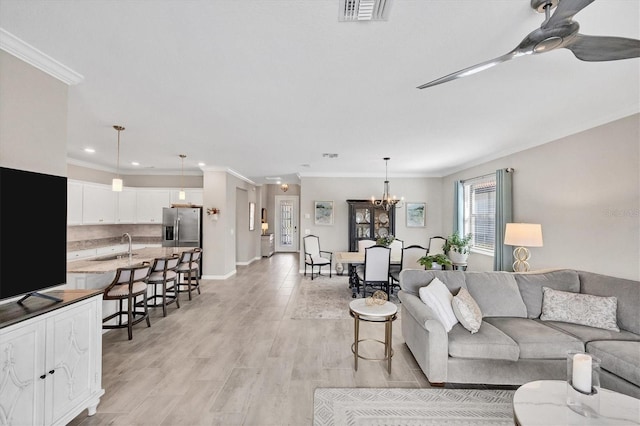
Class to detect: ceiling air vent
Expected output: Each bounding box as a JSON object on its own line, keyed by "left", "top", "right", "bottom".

{"left": 339, "top": 0, "right": 393, "bottom": 21}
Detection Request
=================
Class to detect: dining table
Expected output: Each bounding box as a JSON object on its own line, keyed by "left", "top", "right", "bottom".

{"left": 335, "top": 251, "right": 402, "bottom": 297}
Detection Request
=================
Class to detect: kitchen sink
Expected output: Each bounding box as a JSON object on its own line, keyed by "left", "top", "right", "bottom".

{"left": 93, "top": 253, "right": 138, "bottom": 261}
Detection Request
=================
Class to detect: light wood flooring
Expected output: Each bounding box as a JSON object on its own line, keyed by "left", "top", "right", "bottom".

{"left": 69, "top": 253, "right": 448, "bottom": 425}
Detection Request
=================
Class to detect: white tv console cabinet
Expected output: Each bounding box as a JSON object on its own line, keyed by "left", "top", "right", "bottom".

{"left": 0, "top": 290, "right": 104, "bottom": 426}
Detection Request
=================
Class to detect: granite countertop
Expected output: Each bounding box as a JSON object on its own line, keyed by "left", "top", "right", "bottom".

{"left": 67, "top": 247, "right": 193, "bottom": 274}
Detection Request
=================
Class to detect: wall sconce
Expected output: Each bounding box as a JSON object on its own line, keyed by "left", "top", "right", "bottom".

{"left": 261, "top": 223, "right": 269, "bottom": 235}
{"left": 281, "top": 183, "right": 289, "bottom": 192}
{"left": 207, "top": 207, "right": 220, "bottom": 220}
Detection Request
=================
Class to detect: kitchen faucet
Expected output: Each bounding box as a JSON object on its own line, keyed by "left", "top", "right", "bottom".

{"left": 122, "top": 233, "right": 132, "bottom": 260}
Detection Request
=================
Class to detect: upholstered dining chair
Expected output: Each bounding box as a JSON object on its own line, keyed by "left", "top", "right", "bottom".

{"left": 176, "top": 248, "right": 202, "bottom": 300}
{"left": 357, "top": 239, "right": 376, "bottom": 252}
{"left": 303, "top": 234, "right": 332, "bottom": 280}
{"left": 145, "top": 254, "right": 180, "bottom": 317}
{"left": 390, "top": 244, "right": 428, "bottom": 289}
{"left": 388, "top": 238, "right": 404, "bottom": 280}
{"left": 356, "top": 245, "right": 391, "bottom": 297}
{"left": 428, "top": 236, "right": 447, "bottom": 256}
{"left": 102, "top": 264, "right": 151, "bottom": 340}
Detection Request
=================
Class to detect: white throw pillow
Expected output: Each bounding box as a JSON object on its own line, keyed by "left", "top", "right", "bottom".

{"left": 418, "top": 277, "right": 458, "bottom": 332}
{"left": 540, "top": 287, "right": 619, "bottom": 331}
{"left": 452, "top": 288, "right": 482, "bottom": 334}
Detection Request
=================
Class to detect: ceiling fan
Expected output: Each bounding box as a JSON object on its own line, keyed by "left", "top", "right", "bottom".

{"left": 417, "top": 0, "right": 640, "bottom": 89}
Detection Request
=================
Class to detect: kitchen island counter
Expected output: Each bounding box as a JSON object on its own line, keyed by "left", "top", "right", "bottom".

{"left": 67, "top": 247, "right": 193, "bottom": 274}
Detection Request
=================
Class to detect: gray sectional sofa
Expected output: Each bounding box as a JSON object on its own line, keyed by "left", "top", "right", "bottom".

{"left": 398, "top": 269, "right": 640, "bottom": 398}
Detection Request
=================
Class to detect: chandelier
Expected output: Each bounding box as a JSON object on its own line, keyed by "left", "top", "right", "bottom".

{"left": 372, "top": 157, "right": 403, "bottom": 211}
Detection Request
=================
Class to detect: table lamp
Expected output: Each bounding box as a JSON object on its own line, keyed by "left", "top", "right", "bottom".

{"left": 261, "top": 223, "right": 269, "bottom": 235}
{"left": 504, "top": 223, "right": 543, "bottom": 272}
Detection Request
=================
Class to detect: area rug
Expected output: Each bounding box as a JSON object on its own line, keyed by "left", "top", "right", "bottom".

{"left": 313, "top": 387, "right": 515, "bottom": 425}
{"left": 291, "top": 276, "right": 400, "bottom": 320}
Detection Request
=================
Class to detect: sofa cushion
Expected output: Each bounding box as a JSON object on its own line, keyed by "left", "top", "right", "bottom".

{"left": 465, "top": 272, "right": 527, "bottom": 318}
{"left": 418, "top": 278, "right": 458, "bottom": 332}
{"left": 587, "top": 341, "right": 640, "bottom": 388}
{"left": 452, "top": 288, "right": 482, "bottom": 334}
{"left": 399, "top": 270, "right": 467, "bottom": 297}
{"left": 448, "top": 322, "right": 519, "bottom": 361}
{"left": 540, "top": 287, "right": 619, "bottom": 331}
{"left": 515, "top": 269, "right": 580, "bottom": 318}
{"left": 578, "top": 271, "right": 640, "bottom": 335}
{"left": 484, "top": 317, "right": 584, "bottom": 359}
{"left": 539, "top": 320, "right": 640, "bottom": 343}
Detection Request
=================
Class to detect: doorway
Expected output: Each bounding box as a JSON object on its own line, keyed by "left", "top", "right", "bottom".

{"left": 275, "top": 195, "right": 299, "bottom": 252}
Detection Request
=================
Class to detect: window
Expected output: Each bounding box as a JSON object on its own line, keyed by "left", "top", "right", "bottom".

{"left": 462, "top": 174, "right": 496, "bottom": 254}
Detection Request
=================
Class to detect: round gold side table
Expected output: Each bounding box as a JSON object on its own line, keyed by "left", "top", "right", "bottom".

{"left": 349, "top": 299, "right": 398, "bottom": 374}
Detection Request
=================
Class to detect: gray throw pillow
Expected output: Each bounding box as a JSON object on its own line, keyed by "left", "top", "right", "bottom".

{"left": 452, "top": 288, "right": 482, "bottom": 334}
{"left": 515, "top": 270, "right": 580, "bottom": 318}
{"left": 540, "top": 287, "right": 620, "bottom": 331}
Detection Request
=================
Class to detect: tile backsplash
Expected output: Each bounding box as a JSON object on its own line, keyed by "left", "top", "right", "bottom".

{"left": 67, "top": 224, "right": 162, "bottom": 251}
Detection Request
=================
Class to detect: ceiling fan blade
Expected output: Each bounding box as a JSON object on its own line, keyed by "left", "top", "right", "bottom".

{"left": 417, "top": 51, "right": 519, "bottom": 89}
{"left": 565, "top": 34, "right": 640, "bottom": 61}
{"left": 544, "top": 0, "right": 594, "bottom": 28}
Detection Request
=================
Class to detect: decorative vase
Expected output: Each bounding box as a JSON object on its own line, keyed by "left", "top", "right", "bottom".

{"left": 566, "top": 351, "right": 601, "bottom": 417}
{"left": 336, "top": 262, "right": 344, "bottom": 275}
{"left": 448, "top": 250, "right": 468, "bottom": 264}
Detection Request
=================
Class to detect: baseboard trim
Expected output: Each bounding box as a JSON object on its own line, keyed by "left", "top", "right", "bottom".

{"left": 202, "top": 270, "right": 236, "bottom": 280}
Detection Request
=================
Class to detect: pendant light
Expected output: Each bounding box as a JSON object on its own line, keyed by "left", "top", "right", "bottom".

{"left": 179, "top": 154, "right": 186, "bottom": 200}
{"left": 371, "top": 157, "right": 404, "bottom": 211}
{"left": 112, "top": 125, "right": 125, "bottom": 192}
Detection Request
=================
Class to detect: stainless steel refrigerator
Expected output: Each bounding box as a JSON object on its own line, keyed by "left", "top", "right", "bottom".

{"left": 162, "top": 207, "right": 202, "bottom": 248}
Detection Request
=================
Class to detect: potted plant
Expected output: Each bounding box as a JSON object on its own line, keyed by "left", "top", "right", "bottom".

{"left": 443, "top": 231, "right": 473, "bottom": 264}
{"left": 418, "top": 253, "right": 452, "bottom": 270}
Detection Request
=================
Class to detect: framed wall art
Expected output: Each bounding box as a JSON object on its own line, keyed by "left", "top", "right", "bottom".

{"left": 406, "top": 202, "right": 426, "bottom": 227}
{"left": 314, "top": 201, "right": 334, "bottom": 225}
{"left": 249, "top": 202, "right": 255, "bottom": 230}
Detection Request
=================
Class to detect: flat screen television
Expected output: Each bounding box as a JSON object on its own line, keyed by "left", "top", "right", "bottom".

{"left": 0, "top": 167, "right": 67, "bottom": 302}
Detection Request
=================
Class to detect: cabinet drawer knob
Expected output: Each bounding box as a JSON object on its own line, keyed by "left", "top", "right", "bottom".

{"left": 49, "top": 369, "right": 55, "bottom": 374}
{"left": 40, "top": 374, "right": 47, "bottom": 379}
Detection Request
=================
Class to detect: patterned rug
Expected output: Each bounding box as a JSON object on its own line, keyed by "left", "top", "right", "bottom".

{"left": 313, "top": 387, "right": 515, "bottom": 425}
{"left": 291, "top": 276, "right": 400, "bottom": 320}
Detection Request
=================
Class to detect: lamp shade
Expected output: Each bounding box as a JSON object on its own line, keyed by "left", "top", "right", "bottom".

{"left": 112, "top": 178, "right": 123, "bottom": 192}
{"left": 504, "top": 223, "right": 543, "bottom": 247}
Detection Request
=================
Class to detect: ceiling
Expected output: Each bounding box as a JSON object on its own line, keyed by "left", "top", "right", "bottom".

{"left": 1, "top": 0, "right": 638, "bottom": 184}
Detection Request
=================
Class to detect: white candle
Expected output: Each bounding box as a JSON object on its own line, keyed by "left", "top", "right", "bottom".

{"left": 572, "top": 353, "right": 592, "bottom": 393}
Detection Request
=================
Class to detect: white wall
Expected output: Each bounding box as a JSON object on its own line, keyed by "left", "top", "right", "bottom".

{"left": 0, "top": 51, "right": 67, "bottom": 176}
{"left": 299, "top": 176, "right": 444, "bottom": 269}
{"left": 442, "top": 114, "right": 640, "bottom": 280}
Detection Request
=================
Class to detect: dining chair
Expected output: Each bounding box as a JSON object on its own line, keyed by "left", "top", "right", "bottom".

{"left": 428, "top": 236, "right": 447, "bottom": 256}
{"left": 390, "top": 244, "right": 429, "bottom": 289}
{"left": 303, "top": 234, "right": 332, "bottom": 280}
{"left": 145, "top": 254, "right": 180, "bottom": 317}
{"left": 356, "top": 245, "right": 391, "bottom": 297}
{"left": 176, "top": 248, "right": 202, "bottom": 300}
{"left": 357, "top": 239, "right": 376, "bottom": 252}
{"left": 102, "top": 264, "right": 151, "bottom": 340}
{"left": 388, "top": 238, "right": 404, "bottom": 280}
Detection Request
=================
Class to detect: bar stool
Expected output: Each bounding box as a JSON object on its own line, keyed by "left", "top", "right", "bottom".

{"left": 176, "top": 248, "right": 202, "bottom": 300}
{"left": 144, "top": 254, "right": 180, "bottom": 317}
{"left": 102, "top": 264, "right": 151, "bottom": 340}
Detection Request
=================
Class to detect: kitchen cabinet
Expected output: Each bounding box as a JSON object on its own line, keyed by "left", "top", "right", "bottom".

{"left": 347, "top": 200, "right": 395, "bottom": 252}
{"left": 82, "top": 183, "right": 116, "bottom": 225}
{"left": 116, "top": 188, "right": 137, "bottom": 223}
{"left": 66, "top": 248, "right": 97, "bottom": 261}
{"left": 170, "top": 189, "right": 203, "bottom": 206}
{"left": 67, "top": 181, "right": 83, "bottom": 225}
{"left": 0, "top": 293, "right": 104, "bottom": 426}
{"left": 135, "top": 190, "right": 171, "bottom": 223}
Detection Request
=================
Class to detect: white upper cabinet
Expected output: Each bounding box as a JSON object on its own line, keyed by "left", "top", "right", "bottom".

{"left": 116, "top": 188, "right": 137, "bottom": 223}
{"left": 82, "top": 183, "right": 116, "bottom": 224}
{"left": 135, "top": 189, "right": 171, "bottom": 223}
{"left": 67, "top": 181, "right": 83, "bottom": 225}
{"left": 170, "top": 189, "right": 203, "bottom": 206}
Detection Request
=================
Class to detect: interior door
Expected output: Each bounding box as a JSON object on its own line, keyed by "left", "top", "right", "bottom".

{"left": 275, "top": 195, "right": 299, "bottom": 252}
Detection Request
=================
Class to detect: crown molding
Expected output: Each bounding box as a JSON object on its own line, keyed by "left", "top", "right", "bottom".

{"left": 0, "top": 28, "right": 84, "bottom": 85}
